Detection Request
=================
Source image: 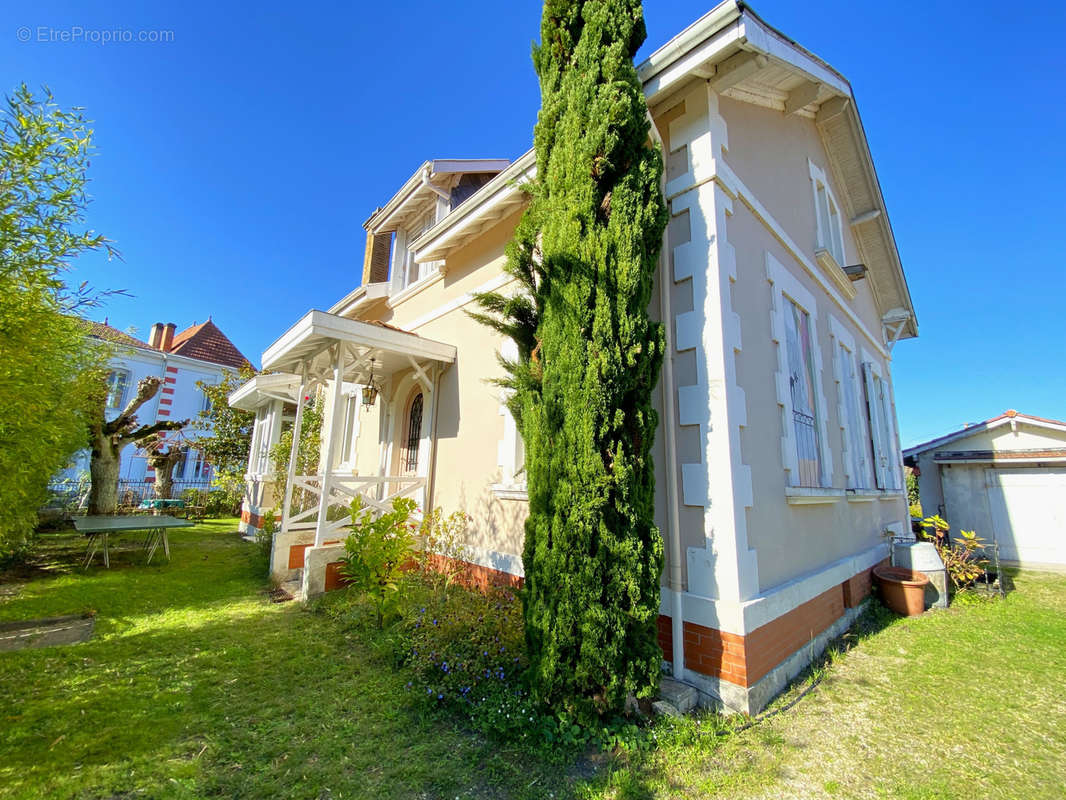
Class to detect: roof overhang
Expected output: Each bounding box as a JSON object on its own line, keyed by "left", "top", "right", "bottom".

{"left": 261, "top": 310, "right": 456, "bottom": 385}
{"left": 904, "top": 413, "right": 1066, "bottom": 457}
{"left": 931, "top": 449, "right": 1066, "bottom": 465}
{"left": 413, "top": 150, "right": 536, "bottom": 262}
{"left": 364, "top": 158, "right": 511, "bottom": 234}
{"left": 327, "top": 281, "right": 390, "bottom": 317}
{"left": 228, "top": 373, "right": 303, "bottom": 411}
{"left": 640, "top": 0, "right": 915, "bottom": 339}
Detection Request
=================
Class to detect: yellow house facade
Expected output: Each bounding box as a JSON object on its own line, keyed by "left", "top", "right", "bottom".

{"left": 231, "top": 1, "right": 917, "bottom": 713}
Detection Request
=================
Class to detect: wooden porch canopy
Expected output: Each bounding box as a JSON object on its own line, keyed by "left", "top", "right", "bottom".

{"left": 259, "top": 309, "right": 456, "bottom": 547}
{"left": 261, "top": 310, "right": 456, "bottom": 387}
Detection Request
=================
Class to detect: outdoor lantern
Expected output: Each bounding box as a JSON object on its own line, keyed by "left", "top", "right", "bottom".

{"left": 361, "top": 359, "right": 379, "bottom": 409}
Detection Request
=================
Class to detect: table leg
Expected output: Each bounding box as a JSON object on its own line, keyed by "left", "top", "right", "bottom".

{"left": 162, "top": 530, "right": 170, "bottom": 560}
{"left": 103, "top": 533, "right": 109, "bottom": 569}
{"left": 83, "top": 534, "right": 98, "bottom": 569}
{"left": 145, "top": 529, "right": 159, "bottom": 564}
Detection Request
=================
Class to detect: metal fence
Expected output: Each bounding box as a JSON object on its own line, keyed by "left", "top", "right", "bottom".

{"left": 45, "top": 478, "right": 216, "bottom": 511}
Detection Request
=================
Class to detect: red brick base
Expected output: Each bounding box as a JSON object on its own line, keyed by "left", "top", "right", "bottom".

{"left": 659, "top": 560, "right": 887, "bottom": 688}
{"left": 418, "top": 553, "right": 523, "bottom": 592}
{"left": 240, "top": 509, "right": 263, "bottom": 530}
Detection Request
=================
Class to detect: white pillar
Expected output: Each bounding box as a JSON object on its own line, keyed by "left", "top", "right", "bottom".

{"left": 281, "top": 364, "right": 310, "bottom": 533}
{"left": 422, "top": 365, "right": 441, "bottom": 516}
{"left": 315, "top": 342, "right": 347, "bottom": 547}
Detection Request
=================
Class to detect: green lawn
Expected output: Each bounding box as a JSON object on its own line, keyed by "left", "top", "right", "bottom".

{"left": 1, "top": 521, "right": 1064, "bottom": 799}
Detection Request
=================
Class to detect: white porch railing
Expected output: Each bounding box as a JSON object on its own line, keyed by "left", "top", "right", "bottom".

{"left": 283, "top": 474, "right": 426, "bottom": 544}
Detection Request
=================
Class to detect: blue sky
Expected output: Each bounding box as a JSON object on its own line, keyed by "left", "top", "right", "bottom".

{"left": 5, "top": 0, "right": 1065, "bottom": 447}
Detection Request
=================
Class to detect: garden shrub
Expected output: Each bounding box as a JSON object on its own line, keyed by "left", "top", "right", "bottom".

{"left": 918, "top": 515, "right": 991, "bottom": 591}
{"left": 340, "top": 496, "right": 417, "bottom": 628}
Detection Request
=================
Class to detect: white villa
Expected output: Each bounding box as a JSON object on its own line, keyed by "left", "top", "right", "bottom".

{"left": 64, "top": 319, "right": 250, "bottom": 495}
{"left": 232, "top": 1, "right": 916, "bottom": 713}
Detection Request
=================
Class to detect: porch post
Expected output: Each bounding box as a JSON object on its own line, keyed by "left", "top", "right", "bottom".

{"left": 377, "top": 378, "right": 394, "bottom": 501}
{"left": 315, "top": 341, "right": 347, "bottom": 547}
{"left": 423, "top": 364, "right": 442, "bottom": 516}
{"left": 280, "top": 363, "right": 309, "bottom": 533}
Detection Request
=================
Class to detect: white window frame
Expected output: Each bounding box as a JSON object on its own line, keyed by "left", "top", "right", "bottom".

{"left": 335, "top": 389, "right": 361, "bottom": 472}
{"left": 767, "top": 253, "right": 832, "bottom": 489}
{"left": 106, "top": 368, "right": 131, "bottom": 410}
{"left": 859, "top": 349, "right": 903, "bottom": 492}
{"left": 808, "top": 160, "right": 846, "bottom": 267}
{"left": 829, "top": 317, "right": 874, "bottom": 490}
{"left": 492, "top": 338, "right": 527, "bottom": 499}
{"left": 394, "top": 206, "right": 438, "bottom": 292}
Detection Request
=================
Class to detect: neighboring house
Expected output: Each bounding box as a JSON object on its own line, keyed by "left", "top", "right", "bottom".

{"left": 232, "top": 1, "right": 916, "bottom": 714}
{"left": 65, "top": 318, "right": 251, "bottom": 496}
{"left": 904, "top": 410, "right": 1066, "bottom": 569}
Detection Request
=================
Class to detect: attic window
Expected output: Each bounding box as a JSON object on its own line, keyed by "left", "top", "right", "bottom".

{"left": 808, "top": 161, "right": 845, "bottom": 266}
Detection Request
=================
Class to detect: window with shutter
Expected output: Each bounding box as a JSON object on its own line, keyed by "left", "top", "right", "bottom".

{"left": 862, "top": 362, "right": 902, "bottom": 491}
{"left": 838, "top": 341, "right": 873, "bottom": 488}
{"left": 784, "top": 299, "right": 823, "bottom": 487}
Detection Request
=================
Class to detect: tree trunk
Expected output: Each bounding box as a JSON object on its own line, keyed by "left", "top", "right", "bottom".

{"left": 88, "top": 432, "right": 122, "bottom": 514}
{"left": 150, "top": 450, "right": 183, "bottom": 500}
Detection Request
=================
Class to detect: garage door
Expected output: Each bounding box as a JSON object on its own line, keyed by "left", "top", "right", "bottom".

{"left": 987, "top": 468, "right": 1066, "bottom": 566}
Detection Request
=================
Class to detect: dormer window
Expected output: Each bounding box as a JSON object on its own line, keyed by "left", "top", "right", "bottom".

{"left": 808, "top": 160, "right": 845, "bottom": 266}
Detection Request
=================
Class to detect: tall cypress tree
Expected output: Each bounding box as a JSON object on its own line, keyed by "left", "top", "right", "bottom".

{"left": 472, "top": 0, "right": 668, "bottom": 719}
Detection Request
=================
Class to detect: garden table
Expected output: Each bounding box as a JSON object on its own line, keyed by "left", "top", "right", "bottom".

{"left": 74, "top": 515, "right": 194, "bottom": 569}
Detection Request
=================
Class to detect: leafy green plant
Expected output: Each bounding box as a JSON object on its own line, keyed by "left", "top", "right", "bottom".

{"left": 256, "top": 509, "right": 277, "bottom": 559}
{"left": 906, "top": 469, "right": 920, "bottom": 507}
{"left": 0, "top": 84, "right": 115, "bottom": 557}
{"left": 269, "top": 393, "right": 323, "bottom": 515}
{"left": 415, "top": 508, "right": 472, "bottom": 592}
{"left": 205, "top": 467, "right": 245, "bottom": 516}
{"left": 918, "top": 515, "right": 990, "bottom": 591}
{"left": 340, "top": 496, "right": 417, "bottom": 628}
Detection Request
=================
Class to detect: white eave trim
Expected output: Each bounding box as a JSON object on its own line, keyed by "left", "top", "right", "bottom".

{"left": 903, "top": 415, "right": 1066, "bottom": 457}
{"left": 412, "top": 150, "right": 536, "bottom": 262}
{"left": 261, "top": 309, "right": 456, "bottom": 372}
{"left": 328, "top": 281, "right": 390, "bottom": 317}
{"left": 227, "top": 373, "right": 302, "bottom": 411}
{"left": 364, "top": 158, "right": 512, "bottom": 232}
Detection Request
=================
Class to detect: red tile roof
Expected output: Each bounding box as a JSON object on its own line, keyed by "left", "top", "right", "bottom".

{"left": 168, "top": 319, "right": 251, "bottom": 369}
{"left": 80, "top": 319, "right": 151, "bottom": 349}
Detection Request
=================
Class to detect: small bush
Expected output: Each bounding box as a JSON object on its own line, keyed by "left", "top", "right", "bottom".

{"left": 919, "top": 515, "right": 990, "bottom": 591}
{"left": 340, "top": 496, "right": 417, "bottom": 629}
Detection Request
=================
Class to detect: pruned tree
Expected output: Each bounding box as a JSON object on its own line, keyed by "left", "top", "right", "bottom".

{"left": 143, "top": 434, "right": 189, "bottom": 501}
{"left": 470, "top": 0, "right": 668, "bottom": 720}
{"left": 87, "top": 375, "right": 188, "bottom": 513}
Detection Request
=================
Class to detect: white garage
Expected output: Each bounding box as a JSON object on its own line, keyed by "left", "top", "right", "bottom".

{"left": 904, "top": 411, "right": 1066, "bottom": 569}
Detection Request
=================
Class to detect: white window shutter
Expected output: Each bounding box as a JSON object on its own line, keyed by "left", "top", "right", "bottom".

{"left": 878, "top": 379, "right": 902, "bottom": 491}
{"left": 862, "top": 362, "right": 888, "bottom": 489}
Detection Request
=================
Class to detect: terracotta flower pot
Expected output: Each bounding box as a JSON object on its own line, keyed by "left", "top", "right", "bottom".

{"left": 874, "top": 565, "right": 929, "bottom": 617}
